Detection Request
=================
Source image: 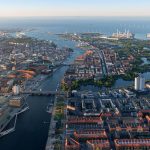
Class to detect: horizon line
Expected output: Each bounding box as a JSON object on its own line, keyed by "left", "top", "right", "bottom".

{"left": 0, "top": 15, "right": 150, "bottom": 18}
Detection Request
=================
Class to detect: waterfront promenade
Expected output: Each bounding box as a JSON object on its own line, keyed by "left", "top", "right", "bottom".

{"left": 45, "top": 96, "right": 58, "bottom": 150}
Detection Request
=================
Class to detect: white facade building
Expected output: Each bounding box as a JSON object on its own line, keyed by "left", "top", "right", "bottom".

{"left": 134, "top": 74, "right": 145, "bottom": 91}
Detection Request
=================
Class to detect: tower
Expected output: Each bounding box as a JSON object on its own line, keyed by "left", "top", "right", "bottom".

{"left": 134, "top": 74, "right": 145, "bottom": 91}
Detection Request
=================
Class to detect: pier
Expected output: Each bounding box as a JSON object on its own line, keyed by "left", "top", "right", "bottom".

{"left": 0, "top": 105, "right": 29, "bottom": 138}
{"left": 0, "top": 114, "right": 17, "bottom": 138}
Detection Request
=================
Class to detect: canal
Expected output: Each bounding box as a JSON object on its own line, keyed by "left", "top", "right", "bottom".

{"left": 0, "top": 32, "right": 150, "bottom": 150}
{"left": 0, "top": 37, "right": 84, "bottom": 150}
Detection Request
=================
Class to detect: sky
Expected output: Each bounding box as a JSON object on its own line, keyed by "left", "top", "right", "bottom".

{"left": 0, "top": 0, "right": 150, "bottom": 17}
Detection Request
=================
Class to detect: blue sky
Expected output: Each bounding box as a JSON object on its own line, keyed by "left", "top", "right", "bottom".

{"left": 0, "top": 0, "right": 150, "bottom": 17}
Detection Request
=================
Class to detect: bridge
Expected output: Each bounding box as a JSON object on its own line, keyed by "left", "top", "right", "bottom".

{"left": 22, "top": 91, "right": 66, "bottom": 96}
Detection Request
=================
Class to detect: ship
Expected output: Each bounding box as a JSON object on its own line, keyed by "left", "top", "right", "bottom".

{"left": 112, "top": 30, "right": 135, "bottom": 39}
{"left": 146, "top": 33, "right": 150, "bottom": 38}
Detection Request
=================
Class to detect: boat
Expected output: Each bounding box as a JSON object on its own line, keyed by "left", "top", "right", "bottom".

{"left": 46, "top": 106, "right": 53, "bottom": 114}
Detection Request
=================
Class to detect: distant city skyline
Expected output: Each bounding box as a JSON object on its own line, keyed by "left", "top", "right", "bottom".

{"left": 0, "top": 0, "right": 150, "bottom": 17}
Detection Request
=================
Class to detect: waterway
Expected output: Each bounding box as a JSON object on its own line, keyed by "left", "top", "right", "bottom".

{"left": 1, "top": 36, "right": 149, "bottom": 150}
{"left": 0, "top": 39, "right": 84, "bottom": 150}
{"left": 0, "top": 17, "right": 150, "bottom": 149}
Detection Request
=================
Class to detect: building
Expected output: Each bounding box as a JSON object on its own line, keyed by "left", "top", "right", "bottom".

{"left": 134, "top": 74, "right": 145, "bottom": 91}
{"left": 74, "top": 129, "right": 107, "bottom": 140}
{"left": 114, "top": 139, "right": 150, "bottom": 150}
{"left": 0, "top": 108, "right": 3, "bottom": 117}
{"left": 65, "top": 138, "right": 80, "bottom": 150}
{"left": 146, "top": 82, "right": 150, "bottom": 89}
{"left": 87, "top": 139, "right": 111, "bottom": 150}
{"left": 112, "top": 30, "right": 134, "bottom": 39}
{"left": 123, "top": 89, "right": 136, "bottom": 98}
{"left": 146, "top": 115, "right": 150, "bottom": 125}
{"left": 12, "top": 85, "right": 20, "bottom": 95}
{"left": 67, "top": 116, "right": 103, "bottom": 124}
{"left": 9, "top": 96, "right": 24, "bottom": 107}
